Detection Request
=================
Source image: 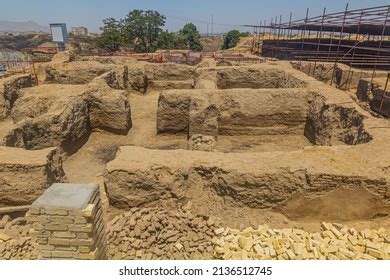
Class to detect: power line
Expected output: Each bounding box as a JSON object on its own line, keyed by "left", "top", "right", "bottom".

{"left": 163, "top": 13, "right": 243, "bottom": 28}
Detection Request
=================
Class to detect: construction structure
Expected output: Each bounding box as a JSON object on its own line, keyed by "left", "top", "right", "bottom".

{"left": 246, "top": 5, "right": 390, "bottom": 69}
{"left": 245, "top": 4, "right": 390, "bottom": 117}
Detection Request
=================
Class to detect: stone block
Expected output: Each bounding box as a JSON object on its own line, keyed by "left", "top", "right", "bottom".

{"left": 45, "top": 224, "right": 69, "bottom": 232}
{"left": 50, "top": 217, "right": 74, "bottom": 224}
{"left": 49, "top": 238, "right": 71, "bottom": 246}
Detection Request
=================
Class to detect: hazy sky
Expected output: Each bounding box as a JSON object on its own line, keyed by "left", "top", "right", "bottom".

{"left": 1, "top": 0, "right": 389, "bottom": 33}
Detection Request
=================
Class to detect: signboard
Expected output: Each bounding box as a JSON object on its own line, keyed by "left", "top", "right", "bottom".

{"left": 50, "top": 23, "right": 68, "bottom": 43}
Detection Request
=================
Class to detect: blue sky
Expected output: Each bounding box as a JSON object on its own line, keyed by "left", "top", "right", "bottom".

{"left": 1, "top": 0, "right": 389, "bottom": 33}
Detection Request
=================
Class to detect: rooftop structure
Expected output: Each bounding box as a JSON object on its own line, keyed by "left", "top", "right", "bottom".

{"left": 71, "top": 26, "right": 88, "bottom": 36}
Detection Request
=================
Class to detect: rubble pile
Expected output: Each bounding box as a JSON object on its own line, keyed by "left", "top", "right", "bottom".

{"left": 106, "top": 206, "right": 220, "bottom": 260}
{"left": 213, "top": 222, "right": 390, "bottom": 260}
{"left": 0, "top": 215, "right": 38, "bottom": 260}
{"left": 188, "top": 134, "right": 216, "bottom": 151}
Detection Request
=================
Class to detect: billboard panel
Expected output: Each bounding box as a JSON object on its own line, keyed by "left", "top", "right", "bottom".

{"left": 50, "top": 23, "right": 68, "bottom": 43}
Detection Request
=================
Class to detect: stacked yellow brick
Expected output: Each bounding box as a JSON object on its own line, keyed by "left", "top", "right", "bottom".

{"left": 213, "top": 223, "right": 390, "bottom": 260}
{"left": 26, "top": 183, "right": 107, "bottom": 260}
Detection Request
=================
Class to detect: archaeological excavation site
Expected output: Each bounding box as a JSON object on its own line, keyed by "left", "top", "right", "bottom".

{"left": 0, "top": 4, "right": 390, "bottom": 261}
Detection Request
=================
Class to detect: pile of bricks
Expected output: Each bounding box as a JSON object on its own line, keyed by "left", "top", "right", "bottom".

{"left": 0, "top": 216, "right": 38, "bottom": 260}
{"left": 212, "top": 222, "right": 390, "bottom": 260}
{"left": 107, "top": 206, "right": 220, "bottom": 260}
{"left": 27, "top": 183, "right": 106, "bottom": 260}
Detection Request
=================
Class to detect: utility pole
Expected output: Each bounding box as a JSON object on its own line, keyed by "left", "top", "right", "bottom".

{"left": 211, "top": 14, "right": 214, "bottom": 35}
{"left": 207, "top": 24, "right": 209, "bottom": 36}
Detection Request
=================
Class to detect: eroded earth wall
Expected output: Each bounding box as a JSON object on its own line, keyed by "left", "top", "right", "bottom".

{"left": 105, "top": 146, "right": 389, "bottom": 211}
{"left": 0, "top": 147, "right": 65, "bottom": 206}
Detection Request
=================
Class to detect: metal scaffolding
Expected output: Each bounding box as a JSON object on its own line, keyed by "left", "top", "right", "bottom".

{"left": 245, "top": 4, "right": 390, "bottom": 70}
{"left": 245, "top": 4, "right": 390, "bottom": 116}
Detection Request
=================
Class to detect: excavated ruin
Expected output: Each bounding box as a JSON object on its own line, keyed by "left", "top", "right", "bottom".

{"left": 0, "top": 52, "right": 389, "bottom": 260}
{"left": 105, "top": 60, "right": 390, "bottom": 228}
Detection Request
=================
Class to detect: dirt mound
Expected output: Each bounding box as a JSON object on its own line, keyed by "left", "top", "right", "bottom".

{"left": 107, "top": 206, "right": 219, "bottom": 259}
{"left": 50, "top": 51, "right": 76, "bottom": 64}
{"left": 229, "top": 36, "right": 254, "bottom": 53}
{"left": 279, "top": 187, "right": 390, "bottom": 222}
{"left": 200, "top": 36, "right": 223, "bottom": 52}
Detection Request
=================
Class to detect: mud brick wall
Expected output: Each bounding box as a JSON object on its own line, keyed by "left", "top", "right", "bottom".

{"left": 0, "top": 146, "right": 64, "bottom": 207}
{"left": 356, "top": 79, "right": 390, "bottom": 118}
{"left": 27, "top": 183, "right": 107, "bottom": 260}
{"left": 157, "top": 88, "right": 310, "bottom": 137}
{"left": 105, "top": 146, "right": 389, "bottom": 210}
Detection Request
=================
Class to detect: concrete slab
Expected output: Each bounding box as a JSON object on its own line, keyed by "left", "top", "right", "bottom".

{"left": 32, "top": 183, "right": 98, "bottom": 210}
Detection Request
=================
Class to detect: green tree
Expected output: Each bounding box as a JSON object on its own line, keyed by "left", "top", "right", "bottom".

{"left": 157, "top": 31, "right": 186, "bottom": 50}
{"left": 96, "top": 18, "right": 123, "bottom": 52}
{"left": 122, "top": 10, "right": 166, "bottom": 52}
{"left": 180, "top": 23, "right": 203, "bottom": 51}
{"left": 240, "top": 31, "right": 251, "bottom": 37}
{"left": 223, "top": 29, "right": 241, "bottom": 49}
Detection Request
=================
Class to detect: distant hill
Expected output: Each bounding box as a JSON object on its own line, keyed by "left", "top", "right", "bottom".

{"left": 0, "top": 33, "right": 51, "bottom": 51}
{"left": 0, "top": 20, "right": 49, "bottom": 33}
{"left": 200, "top": 35, "right": 224, "bottom": 52}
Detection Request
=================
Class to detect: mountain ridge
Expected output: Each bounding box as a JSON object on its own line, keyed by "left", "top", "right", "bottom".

{"left": 0, "top": 20, "right": 49, "bottom": 33}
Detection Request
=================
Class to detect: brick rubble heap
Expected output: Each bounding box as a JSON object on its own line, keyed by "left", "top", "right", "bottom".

{"left": 107, "top": 207, "right": 220, "bottom": 260}
{"left": 213, "top": 222, "right": 390, "bottom": 260}
{"left": 0, "top": 216, "right": 38, "bottom": 260}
